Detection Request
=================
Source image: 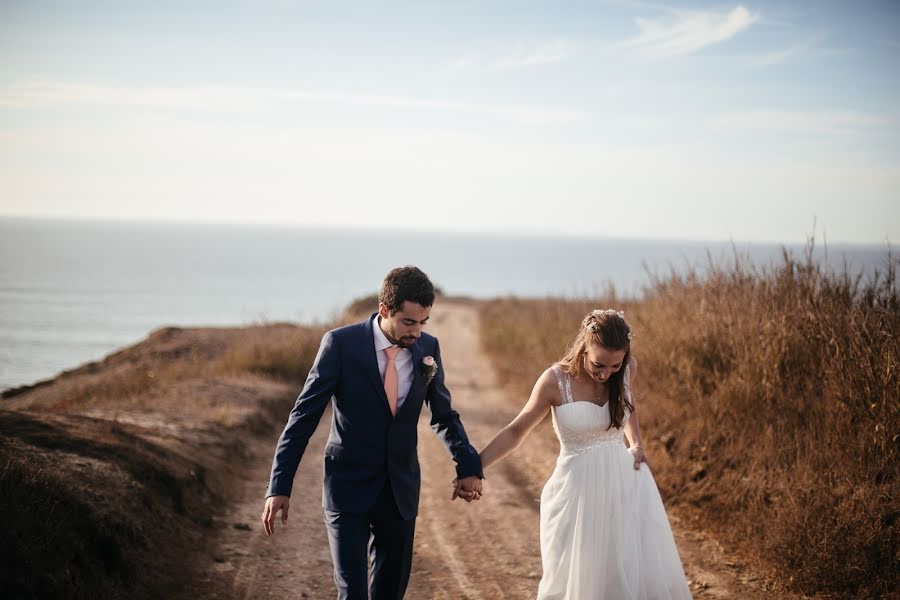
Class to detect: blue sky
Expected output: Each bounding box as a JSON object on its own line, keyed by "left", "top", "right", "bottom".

{"left": 1, "top": 0, "right": 898, "bottom": 243}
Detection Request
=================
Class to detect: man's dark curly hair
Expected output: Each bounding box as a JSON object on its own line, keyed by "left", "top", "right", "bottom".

{"left": 379, "top": 266, "right": 435, "bottom": 315}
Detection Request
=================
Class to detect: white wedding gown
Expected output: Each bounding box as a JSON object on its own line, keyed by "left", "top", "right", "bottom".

{"left": 537, "top": 365, "right": 692, "bottom": 599}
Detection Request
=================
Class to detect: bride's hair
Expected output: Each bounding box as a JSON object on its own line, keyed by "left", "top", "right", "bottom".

{"left": 557, "top": 310, "right": 634, "bottom": 429}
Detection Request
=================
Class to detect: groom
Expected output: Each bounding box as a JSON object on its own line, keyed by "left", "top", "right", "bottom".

{"left": 262, "top": 266, "right": 484, "bottom": 599}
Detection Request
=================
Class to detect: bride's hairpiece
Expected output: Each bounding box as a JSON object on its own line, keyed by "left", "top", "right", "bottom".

{"left": 585, "top": 309, "right": 634, "bottom": 340}
{"left": 592, "top": 309, "right": 624, "bottom": 319}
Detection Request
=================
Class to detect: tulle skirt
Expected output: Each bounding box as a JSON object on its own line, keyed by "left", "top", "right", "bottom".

{"left": 537, "top": 444, "right": 692, "bottom": 600}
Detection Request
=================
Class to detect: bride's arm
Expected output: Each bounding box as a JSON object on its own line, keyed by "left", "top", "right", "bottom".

{"left": 622, "top": 358, "right": 648, "bottom": 469}
{"left": 478, "top": 368, "right": 557, "bottom": 471}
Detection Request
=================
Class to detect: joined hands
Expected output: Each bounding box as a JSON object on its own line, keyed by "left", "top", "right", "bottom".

{"left": 450, "top": 475, "right": 483, "bottom": 502}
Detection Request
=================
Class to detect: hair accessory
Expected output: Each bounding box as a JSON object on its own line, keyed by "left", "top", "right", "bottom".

{"left": 586, "top": 309, "right": 634, "bottom": 341}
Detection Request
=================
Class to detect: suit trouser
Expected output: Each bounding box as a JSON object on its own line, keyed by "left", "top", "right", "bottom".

{"left": 324, "top": 482, "right": 417, "bottom": 600}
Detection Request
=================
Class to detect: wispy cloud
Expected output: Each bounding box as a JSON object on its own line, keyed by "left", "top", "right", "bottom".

{"left": 709, "top": 110, "right": 891, "bottom": 136}
{"left": 744, "top": 44, "right": 808, "bottom": 67}
{"left": 742, "top": 41, "right": 809, "bottom": 67}
{"left": 0, "top": 81, "right": 585, "bottom": 125}
{"left": 619, "top": 4, "right": 760, "bottom": 57}
{"left": 450, "top": 41, "right": 576, "bottom": 72}
{"left": 740, "top": 35, "right": 849, "bottom": 68}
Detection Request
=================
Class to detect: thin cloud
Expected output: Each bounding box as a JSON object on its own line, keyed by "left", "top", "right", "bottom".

{"left": 709, "top": 110, "right": 890, "bottom": 136}
{"left": 742, "top": 41, "right": 810, "bottom": 67}
{"left": 741, "top": 35, "right": 849, "bottom": 68}
{"left": 450, "top": 41, "right": 576, "bottom": 72}
{"left": 619, "top": 4, "right": 760, "bottom": 56}
{"left": 0, "top": 80, "right": 585, "bottom": 125}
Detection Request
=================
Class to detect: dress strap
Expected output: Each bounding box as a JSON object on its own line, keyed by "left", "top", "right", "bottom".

{"left": 623, "top": 362, "right": 632, "bottom": 402}
{"left": 551, "top": 365, "right": 572, "bottom": 404}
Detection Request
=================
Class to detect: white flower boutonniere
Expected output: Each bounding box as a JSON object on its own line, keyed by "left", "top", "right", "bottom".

{"left": 421, "top": 356, "right": 438, "bottom": 383}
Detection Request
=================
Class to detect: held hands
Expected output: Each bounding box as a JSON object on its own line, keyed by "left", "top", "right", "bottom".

{"left": 261, "top": 495, "right": 290, "bottom": 536}
{"left": 450, "top": 476, "right": 483, "bottom": 502}
{"left": 628, "top": 446, "right": 649, "bottom": 470}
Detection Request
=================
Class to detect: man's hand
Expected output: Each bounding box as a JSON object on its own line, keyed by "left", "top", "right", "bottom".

{"left": 450, "top": 476, "right": 483, "bottom": 502}
{"left": 262, "top": 495, "right": 290, "bottom": 536}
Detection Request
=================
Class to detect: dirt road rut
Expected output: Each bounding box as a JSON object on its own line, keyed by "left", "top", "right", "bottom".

{"left": 200, "top": 302, "right": 777, "bottom": 599}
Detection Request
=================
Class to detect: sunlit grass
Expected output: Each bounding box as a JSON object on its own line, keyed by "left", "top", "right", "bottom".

{"left": 0, "top": 320, "right": 328, "bottom": 598}
{"left": 478, "top": 243, "right": 899, "bottom": 599}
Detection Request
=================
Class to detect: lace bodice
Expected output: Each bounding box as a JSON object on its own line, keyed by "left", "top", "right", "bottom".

{"left": 550, "top": 365, "right": 632, "bottom": 456}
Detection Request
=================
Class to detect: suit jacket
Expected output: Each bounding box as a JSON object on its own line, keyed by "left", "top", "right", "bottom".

{"left": 265, "top": 313, "right": 483, "bottom": 519}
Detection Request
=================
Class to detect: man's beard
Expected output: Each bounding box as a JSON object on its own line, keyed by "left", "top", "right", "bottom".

{"left": 384, "top": 324, "right": 415, "bottom": 349}
{"left": 395, "top": 335, "right": 416, "bottom": 349}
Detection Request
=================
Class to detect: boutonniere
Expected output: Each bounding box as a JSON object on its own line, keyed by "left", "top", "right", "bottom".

{"left": 421, "top": 356, "right": 438, "bottom": 383}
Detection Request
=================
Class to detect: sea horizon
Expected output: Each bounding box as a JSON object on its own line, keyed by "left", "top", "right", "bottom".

{"left": 2, "top": 213, "right": 893, "bottom": 248}
{"left": 1, "top": 216, "right": 892, "bottom": 391}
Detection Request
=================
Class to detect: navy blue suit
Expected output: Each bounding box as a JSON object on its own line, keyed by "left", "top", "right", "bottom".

{"left": 266, "top": 314, "right": 482, "bottom": 599}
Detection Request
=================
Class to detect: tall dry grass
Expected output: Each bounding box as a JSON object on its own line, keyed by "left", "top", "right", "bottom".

{"left": 2, "top": 324, "right": 327, "bottom": 417}
{"left": 1, "top": 322, "right": 328, "bottom": 599}
{"left": 478, "top": 245, "right": 898, "bottom": 599}
{"left": 217, "top": 324, "right": 326, "bottom": 382}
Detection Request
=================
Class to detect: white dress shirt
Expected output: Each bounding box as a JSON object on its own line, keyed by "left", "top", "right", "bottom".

{"left": 373, "top": 316, "right": 414, "bottom": 409}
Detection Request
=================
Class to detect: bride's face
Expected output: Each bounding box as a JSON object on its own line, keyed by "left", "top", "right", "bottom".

{"left": 583, "top": 343, "right": 627, "bottom": 383}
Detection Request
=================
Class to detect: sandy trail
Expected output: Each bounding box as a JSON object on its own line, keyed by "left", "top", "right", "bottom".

{"left": 200, "top": 302, "right": 776, "bottom": 599}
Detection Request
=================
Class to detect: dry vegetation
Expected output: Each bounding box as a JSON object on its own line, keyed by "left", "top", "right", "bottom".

{"left": 478, "top": 245, "right": 899, "bottom": 599}
{"left": 3, "top": 258, "right": 896, "bottom": 599}
{"left": 0, "top": 322, "right": 325, "bottom": 599}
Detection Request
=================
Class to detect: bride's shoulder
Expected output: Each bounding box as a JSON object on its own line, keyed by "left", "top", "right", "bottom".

{"left": 536, "top": 365, "right": 559, "bottom": 385}
{"left": 540, "top": 364, "right": 567, "bottom": 380}
{"left": 535, "top": 365, "right": 563, "bottom": 391}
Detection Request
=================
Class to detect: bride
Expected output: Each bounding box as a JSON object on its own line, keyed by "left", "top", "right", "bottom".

{"left": 463, "top": 309, "right": 692, "bottom": 599}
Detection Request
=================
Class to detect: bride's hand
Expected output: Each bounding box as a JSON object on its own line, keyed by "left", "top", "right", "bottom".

{"left": 628, "top": 446, "right": 648, "bottom": 470}
{"left": 450, "top": 477, "right": 482, "bottom": 502}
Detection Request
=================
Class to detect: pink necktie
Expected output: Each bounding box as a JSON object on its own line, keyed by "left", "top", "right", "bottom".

{"left": 383, "top": 346, "right": 400, "bottom": 416}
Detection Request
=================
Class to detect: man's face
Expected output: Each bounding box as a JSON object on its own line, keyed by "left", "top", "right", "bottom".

{"left": 379, "top": 301, "right": 431, "bottom": 348}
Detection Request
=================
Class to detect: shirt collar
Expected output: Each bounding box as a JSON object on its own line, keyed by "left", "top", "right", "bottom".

{"left": 373, "top": 315, "right": 395, "bottom": 352}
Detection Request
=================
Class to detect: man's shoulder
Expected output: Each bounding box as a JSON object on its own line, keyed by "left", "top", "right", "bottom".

{"left": 326, "top": 318, "right": 370, "bottom": 341}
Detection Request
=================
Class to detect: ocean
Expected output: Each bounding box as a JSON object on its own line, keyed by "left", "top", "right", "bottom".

{"left": 0, "top": 217, "right": 890, "bottom": 391}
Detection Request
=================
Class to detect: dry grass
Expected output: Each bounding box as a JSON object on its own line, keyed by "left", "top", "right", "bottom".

{"left": 217, "top": 324, "right": 325, "bottom": 382}
{"left": 0, "top": 411, "right": 222, "bottom": 599}
{"left": 478, "top": 245, "right": 899, "bottom": 599}
{"left": 341, "top": 292, "right": 381, "bottom": 323}
{"left": 4, "top": 323, "right": 326, "bottom": 416}
{"left": 1, "top": 321, "right": 327, "bottom": 599}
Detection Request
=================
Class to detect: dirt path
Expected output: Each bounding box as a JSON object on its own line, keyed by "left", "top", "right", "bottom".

{"left": 201, "top": 302, "right": 781, "bottom": 599}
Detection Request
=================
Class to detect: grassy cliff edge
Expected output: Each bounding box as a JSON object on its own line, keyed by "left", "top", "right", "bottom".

{"left": 1, "top": 323, "right": 325, "bottom": 599}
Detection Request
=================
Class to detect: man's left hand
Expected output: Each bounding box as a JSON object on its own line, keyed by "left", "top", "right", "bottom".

{"left": 451, "top": 476, "right": 483, "bottom": 502}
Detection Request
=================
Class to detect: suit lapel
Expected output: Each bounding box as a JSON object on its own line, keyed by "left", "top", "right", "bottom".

{"left": 410, "top": 342, "right": 423, "bottom": 391}
{"left": 398, "top": 341, "right": 424, "bottom": 417}
{"left": 364, "top": 315, "right": 390, "bottom": 409}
